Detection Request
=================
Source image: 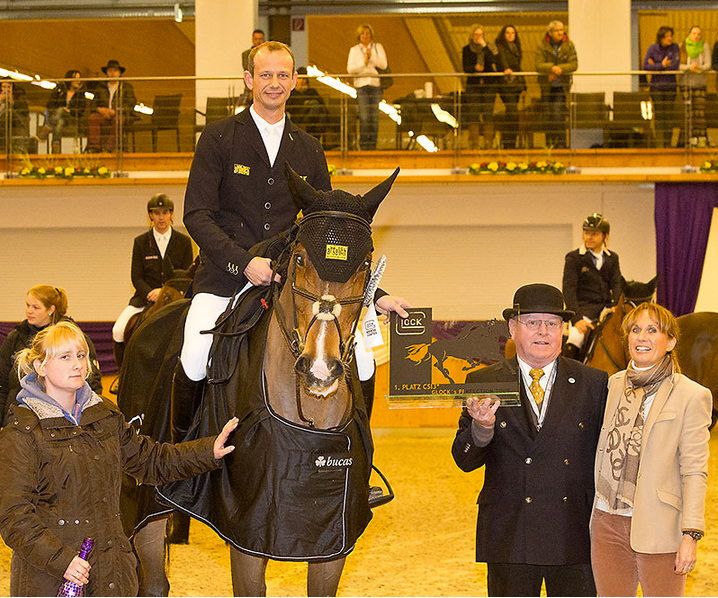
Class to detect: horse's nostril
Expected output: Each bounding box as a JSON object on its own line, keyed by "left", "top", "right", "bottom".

{"left": 295, "top": 355, "right": 310, "bottom": 374}
{"left": 328, "top": 359, "right": 344, "bottom": 378}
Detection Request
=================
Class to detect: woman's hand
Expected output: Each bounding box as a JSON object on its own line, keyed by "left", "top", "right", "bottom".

{"left": 674, "top": 534, "right": 698, "bottom": 575}
{"left": 63, "top": 555, "right": 91, "bottom": 586}
{"left": 213, "top": 417, "right": 239, "bottom": 459}
{"left": 466, "top": 396, "right": 500, "bottom": 428}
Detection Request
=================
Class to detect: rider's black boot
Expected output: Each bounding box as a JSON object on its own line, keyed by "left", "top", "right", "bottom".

{"left": 562, "top": 342, "right": 581, "bottom": 361}
{"left": 170, "top": 361, "right": 205, "bottom": 444}
{"left": 360, "top": 374, "right": 376, "bottom": 421}
{"left": 113, "top": 341, "right": 125, "bottom": 370}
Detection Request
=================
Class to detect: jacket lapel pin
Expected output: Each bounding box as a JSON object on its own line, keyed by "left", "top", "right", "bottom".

{"left": 568, "top": 377, "right": 576, "bottom": 384}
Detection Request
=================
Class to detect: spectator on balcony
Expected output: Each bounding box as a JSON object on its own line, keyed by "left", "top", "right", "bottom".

{"left": 535, "top": 20, "right": 577, "bottom": 149}
{"left": 643, "top": 26, "right": 680, "bottom": 148}
{"left": 286, "top": 66, "right": 329, "bottom": 140}
{"left": 462, "top": 24, "right": 497, "bottom": 150}
{"left": 86, "top": 59, "right": 137, "bottom": 153}
{"left": 36, "top": 70, "right": 87, "bottom": 154}
{"left": 239, "top": 29, "right": 266, "bottom": 107}
{"left": 495, "top": 25, "right": 526, "bottom": 150}
{"left": 679, "top": 26, "right": 711, "bottom": 148}
{"left": 347, "top": 23, "right": 387, "bottom": 150}
{"left": 0, "top": 78, "right": 29, "bottom": 153}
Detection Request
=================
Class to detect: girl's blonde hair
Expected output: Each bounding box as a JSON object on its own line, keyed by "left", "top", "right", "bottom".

{"left": 16, "top": 320, "right": 90, "bottom": 381}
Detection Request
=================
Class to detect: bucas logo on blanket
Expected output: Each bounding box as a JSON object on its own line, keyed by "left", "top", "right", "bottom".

{"left": 315, "top": 453, "right": 354, "bottom": 469}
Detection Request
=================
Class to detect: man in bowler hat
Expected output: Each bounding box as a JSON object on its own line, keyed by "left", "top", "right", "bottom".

{"left": 452, "top": 283, "right": 607, "bottom": 596}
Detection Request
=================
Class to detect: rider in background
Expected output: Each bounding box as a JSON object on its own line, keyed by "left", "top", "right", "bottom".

{"left": 562, "top": 213, "right": 622, "bottom": 361}
{"left": 111, "top": 193, "right": 194, "bottom": 368}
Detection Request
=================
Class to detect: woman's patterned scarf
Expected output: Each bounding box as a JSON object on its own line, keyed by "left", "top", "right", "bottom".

{"left": 595, "top": 354, "right": 673, "bottom": 513}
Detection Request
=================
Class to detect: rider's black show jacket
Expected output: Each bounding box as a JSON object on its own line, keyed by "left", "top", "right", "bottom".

{"left": 562, "top": 247, "right": 622, "bottom": 325}
{"left": 184, "top": 110, "right": 331, "bottom": 298}
{"left": 129, "top": 228, "right": 194, "bottom": 308}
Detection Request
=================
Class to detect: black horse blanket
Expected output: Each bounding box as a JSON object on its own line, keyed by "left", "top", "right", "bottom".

{"left": 157, "top": 283, "right": 374, "bottom": 561}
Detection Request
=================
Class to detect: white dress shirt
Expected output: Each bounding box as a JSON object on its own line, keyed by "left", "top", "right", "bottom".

{"left": 250, "top": 105, "right": 285, "bottom": 166}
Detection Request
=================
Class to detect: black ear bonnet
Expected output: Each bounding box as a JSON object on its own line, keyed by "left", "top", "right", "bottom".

{"left": 285, "top": 165, "right": 399, "bottom": 283}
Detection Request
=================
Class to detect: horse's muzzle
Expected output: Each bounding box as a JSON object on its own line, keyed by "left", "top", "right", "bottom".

{"left": 295, "top": 354, "right": 345, "bottom": 397}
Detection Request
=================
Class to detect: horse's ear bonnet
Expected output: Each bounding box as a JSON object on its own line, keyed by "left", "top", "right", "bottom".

{"left": 285, "top": 164, "right": 400, "bottom": 283}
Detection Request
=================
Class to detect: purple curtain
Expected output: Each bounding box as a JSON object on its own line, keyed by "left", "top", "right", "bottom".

{"left": 655, "top": 182, "right": 718, "bottom": 316}
{"left": 0, "top": 321, "right": 117, "bottom": 377}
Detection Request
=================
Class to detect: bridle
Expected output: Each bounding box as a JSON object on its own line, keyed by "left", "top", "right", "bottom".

{"left": 270, "top": 212, "right": 372, "bottom": 428}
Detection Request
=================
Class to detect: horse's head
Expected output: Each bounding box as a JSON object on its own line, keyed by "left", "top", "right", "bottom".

{"left": 282, "top": 164, "right": 399, "bottom": 398}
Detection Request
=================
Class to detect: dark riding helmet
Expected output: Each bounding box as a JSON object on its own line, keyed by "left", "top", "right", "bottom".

{"left": 583, "top": 213, "right": 610, "bottom": 235}
{"left": 147, "top": 193, "right": 174, "bottom": 212}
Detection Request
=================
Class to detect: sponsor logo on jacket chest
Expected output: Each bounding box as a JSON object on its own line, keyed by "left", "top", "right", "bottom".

{"left": 234, "top": 163, "right": 250, "bottom": 176}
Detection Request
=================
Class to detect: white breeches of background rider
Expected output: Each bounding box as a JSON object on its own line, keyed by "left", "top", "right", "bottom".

{"left": 567, "top": 323, "right": 588, "bottom": 348}
{"left": 180, "top": 288, "right": 375, "bottom": 382}
{"left": 112, "top": 305, "right": 145, "bottom": 343}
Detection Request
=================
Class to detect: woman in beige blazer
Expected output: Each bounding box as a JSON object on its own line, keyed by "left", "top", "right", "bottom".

{"left": 591, "top": 302, "right": 711, "bottom": 597}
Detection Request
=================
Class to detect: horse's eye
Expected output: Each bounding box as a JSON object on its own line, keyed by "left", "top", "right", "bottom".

{"left": 294, "top": 254, "right": 305, "bottom": 267}
{"left": 363, "top": 259, "right": 371, "bottom": 270}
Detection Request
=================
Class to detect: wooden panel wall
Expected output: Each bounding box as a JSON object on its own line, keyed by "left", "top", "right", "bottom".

{"left": 0, "top": 18, "right": 196, "bottom": 152}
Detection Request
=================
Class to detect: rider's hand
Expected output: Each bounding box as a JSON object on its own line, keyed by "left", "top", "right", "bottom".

{"left": 244, "top": 257, "right": 280, "bottom": 286}
{"left": 575, "top": 319, "right": 594, "bottom": 335}
{"left": 375, "top": 295, "right": 411, "bottom": 318}
{"left": 147, "top": 288, "right": 161, "bottom": 303}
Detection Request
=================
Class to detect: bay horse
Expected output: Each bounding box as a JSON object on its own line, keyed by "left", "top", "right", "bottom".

{"left": 157, "top": 165, "right": 400, "bottom": 596}
{"left": 123, "top": 257, "right": 198, "bottom": 346}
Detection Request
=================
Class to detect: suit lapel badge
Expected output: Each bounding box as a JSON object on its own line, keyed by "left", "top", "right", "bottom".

{"left": 568, "top": 377, "right": 576, "bottom": 384}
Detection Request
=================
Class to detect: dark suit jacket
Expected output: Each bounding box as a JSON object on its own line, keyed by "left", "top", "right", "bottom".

{"left": 129, "top": 228, "right": 194, "bottom": 307}
{"left": 562, "top": 247, "right": 622, "bottom": 324}
{"left": 184, "top": 110, "right": 331, "bottom": 297}
{"left": 452, "top": 356, "right": 607, "bottom": 566}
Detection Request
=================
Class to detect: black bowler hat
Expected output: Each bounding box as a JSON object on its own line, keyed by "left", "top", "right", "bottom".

{"left": 102, "top": 59, "right": 126, "bottom": 74}
{"left": 502, "top": 283, "right": 575, "bottom": 322}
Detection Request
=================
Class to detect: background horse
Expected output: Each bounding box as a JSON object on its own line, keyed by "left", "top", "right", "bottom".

{"left": 122, "top": 257, "right": 197, "bottom": 347}
{"left": 157, "top": 166, "right": 400, "bottom": 596}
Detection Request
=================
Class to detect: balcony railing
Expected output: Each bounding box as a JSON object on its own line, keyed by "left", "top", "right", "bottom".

{"left": 0, "top": 69, "right": 713, "bottom": 175}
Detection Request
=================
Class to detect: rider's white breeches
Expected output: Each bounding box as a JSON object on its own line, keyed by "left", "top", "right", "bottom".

{"left": 181, "top": 287, "right": 376, "bottom": 383}
{"left": 112, "top": 305, "right": 145, "bottom": 343}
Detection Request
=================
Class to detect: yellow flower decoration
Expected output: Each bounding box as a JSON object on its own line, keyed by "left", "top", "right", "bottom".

{"left": 98, "top": 166, "right": 109, "bottom": 175}
{"left": 506, "top": 162, "right": 517, "bottom": 171}
{"left": 65, "top": 167, "right": 74, "bottom": 177}
{"left": 488, "top": 162, "right": 499, "bottom": 172}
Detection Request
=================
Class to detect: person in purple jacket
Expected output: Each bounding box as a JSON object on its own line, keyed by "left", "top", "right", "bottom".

{"left": 643, "top": 26, "right": 680, "bottom": 148}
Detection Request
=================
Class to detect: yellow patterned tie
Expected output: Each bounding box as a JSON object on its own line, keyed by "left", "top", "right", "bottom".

{"left": 529, "top": 368, "right": 545, "bottom": 406}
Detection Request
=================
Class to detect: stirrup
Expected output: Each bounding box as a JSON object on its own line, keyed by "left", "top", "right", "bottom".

{"left": 109, "top": 376, "right": 120, "bottom": 395}
{"left": 368, "top": 465, "right": 394, "bottom": 509}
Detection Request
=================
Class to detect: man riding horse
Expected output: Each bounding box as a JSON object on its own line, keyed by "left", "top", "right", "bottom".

{"left": 111, "top": 193, "right": 193, "bottom": 368}
{"left": 174, "top": 40, "right": 408, "bottom": 445}
{"left": 562, "top": 213, "right": 623, "bottom": 361}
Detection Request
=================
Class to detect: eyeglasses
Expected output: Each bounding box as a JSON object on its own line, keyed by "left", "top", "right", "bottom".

{"left": 516, "top": 318, "right": 563, "bottom": 330}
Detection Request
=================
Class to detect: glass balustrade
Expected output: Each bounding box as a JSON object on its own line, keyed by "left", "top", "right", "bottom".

{"left": 0, "top": 69, "right": 710, "bottom": 176}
